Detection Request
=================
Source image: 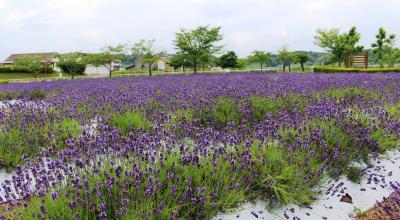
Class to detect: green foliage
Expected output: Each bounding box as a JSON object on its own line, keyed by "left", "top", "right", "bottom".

{"left": 371, "top": 27, "right": 397, "bottom": 67}
{"left": 345, "top": 166, "right": 363, "bottom": 183}
{"left": 174, "top": 26, "right": 223, "bottom": 73}
{"left": 132, "top": 39, "right": 163, "bottom": 76}
{"left": 111, "top": 112, "right": 152, "bottom": 135}
{"left": 84, "top": 44, "right": 125, "bottom": 78}
{"left": 247, "top": 50, "right": 271, "bottom": 69}
{"left": 278, "top": 47, "right": 295, "bottom": 72}
{"left": 167, "top": 52, "right": 192, "bottom": 70}
{"left": 217, "top": 51, "right": 239, "bottom": 68}
{"left": 0, "top": 117, "right": 81, "bottom": 168}
{"left": 313, "top": 66, "right": 400, "bottom": 73}
{"left": 212, "top": 98, "right": 240, "bottom": 125}
{"left": 247, "top": 141, "right": 323, "bottom": 206}
{"left": 28, "top": 89, "right": 46, "bottom": 100}
{"left": 0, "top": 66, "right": 53, "bottom": 74}
{"left": 57, "top": 53, "right": 87, "bottom": 79}
{"left": 14, "top": 56, "right": 47, "bottom": 78}
{"left": 317, "top": 87, "right": 383, "bottom": 102}
{"left": 293, "top": 52, "right": 309, "bottom": 72}
{"left": 0, "top": 80, "right": 9, "bottom": 84}
{"left": 314, "top": 27, "right": 362, "bottom": 67}
{"left": 385, "top": 102, "right": 400, "bottom": 119}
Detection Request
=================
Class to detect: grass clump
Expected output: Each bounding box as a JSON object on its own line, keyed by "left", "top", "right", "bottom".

{"left": 111, "top": 112, "right": 152, "bottom": 135}
{"left": 317, "top": 87, "right": 383, "bottom": 102}
{"left": 0, "top": 118, "right": 81, "bottom": 168}
{"left": 28, "top": 89, "right": 46, "bottom": 100}
{"left": 213, "top": 98, "right": 240, "bottom": 126}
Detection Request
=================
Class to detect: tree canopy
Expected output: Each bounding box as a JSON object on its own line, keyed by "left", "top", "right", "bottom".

{"left": 57, "top": 53, "right": 86, "bottom": 79}
{"left": 371, "top": 28, "right": 397, "bottom": 67}
{"left": 247, "top": 50, "right": 271, "bottom": 69}
{"left": 14, "top": 56, "right": 44, "bottom": 78}
{"left": 132, "top": 39, "right": 163, "bottom": 76}
{"left": 174, "top": 26, "right": 223, "bottom": 73}
{"left": 84, "top": 44, "right": 125, "bottom": 78}
{"left": 217, "top": 51, "right": 239, "bottom": 69}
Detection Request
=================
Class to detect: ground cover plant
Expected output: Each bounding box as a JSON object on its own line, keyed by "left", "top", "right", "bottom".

{"left": 0, "top": 72, "right": 399, "bottom": 219}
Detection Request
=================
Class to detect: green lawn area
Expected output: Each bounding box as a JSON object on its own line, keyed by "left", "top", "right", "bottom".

{"left": 0, "top": 72, "right": 73, "bottom": 80}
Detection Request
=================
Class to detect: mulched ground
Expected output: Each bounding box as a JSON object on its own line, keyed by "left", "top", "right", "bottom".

{"left": 357, "top": 192, "right": 400, "bottom": 220}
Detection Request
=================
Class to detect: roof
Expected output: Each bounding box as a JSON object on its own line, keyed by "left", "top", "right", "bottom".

{"left": 3, "top": 53, "right": 59, "bottom": 63}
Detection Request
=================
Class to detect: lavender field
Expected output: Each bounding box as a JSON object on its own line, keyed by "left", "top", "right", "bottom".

{"left": 0, "top": 72, "right": 399, "bottom": 219}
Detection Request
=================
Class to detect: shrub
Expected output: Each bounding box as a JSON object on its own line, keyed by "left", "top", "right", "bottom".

{"left": 57, "top": 62, "right": 86, "bottom": 75}
{"left": 213, "top": 98, "right": 240, "bottom": 125}
{"left": 0, "top": 65, "right": 53, "bottom": 73}
{"left": 0, "top": 80, "right": 9, "bottom": 84}
{"left": 313, "top": 66, "right": 400, "bottom": 73}
{"left": 111, "top": 112, "right": 152, "bottom": 135}
{"left": 28, "top": 89, "right": 46, "bottom": 100}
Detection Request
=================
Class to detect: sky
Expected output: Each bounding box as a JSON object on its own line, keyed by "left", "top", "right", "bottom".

{"left": 0, "top": 0, "right": 400, "bottom": 60}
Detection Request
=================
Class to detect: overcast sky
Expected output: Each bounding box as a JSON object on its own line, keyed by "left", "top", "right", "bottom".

{"left": 0, "top": 0, "right": 399, "bottom": 60}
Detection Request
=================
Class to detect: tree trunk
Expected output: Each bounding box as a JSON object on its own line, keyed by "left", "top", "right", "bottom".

{"left": 193, "top": 58, "right": 197, "bottom": 74}
{"left": 260, "top": 63, "right": 263, "bottom": 69}
{"left": 283, "top": 65, "right": 286, "bottom": 72}
{"left": 149, "top": 64, "right": 152, "bottom": 76}
{"left": 289, "top": 64, "right": 291, "bottom": 72}
{"left": 301, "top": 63, "right": 305, "bottom": 72}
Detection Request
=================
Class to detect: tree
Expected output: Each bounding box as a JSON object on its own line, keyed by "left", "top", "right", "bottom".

{"left": 84, "top": 44, "right": 125, "bottom": 78}
{"left": 293, "top": 52, "right": 309, "bottom": 72}
{"left": 278, "top": 47, "right": 294, "bottom": 72}
{"left": 371, "top": 28, "right": 396, "bottom": 67}
{"left": 345, "top": 27, "right": 364, "bottom": 53}
{"left": 14, "top": 56, "right": 44, "bottom": 78}
{"left": 217, "top": 51, "right": 238, "bottom": 68}
{"left": 168, "top": 52, "right": 191, "bottom": 71}
{"left": 314, "top": 28, "right": 347, "bottom": 67}
{"left": 174, "top": 26, "right": 223, "bottom": 73}
{"left": 132, "top": 39, "right": 163, "bottom": 76}
{"left": 247, "top": 50, "right": 271, "bottom": 69}
{"left": 57, "top": 53, "right": 86, "bottom": 79}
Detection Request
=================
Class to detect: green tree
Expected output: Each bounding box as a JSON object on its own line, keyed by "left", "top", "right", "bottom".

{"left": 293, "top": 52, "right": 309, "bottom": 72}
{"left": 217, "top": 51, "right": 238, "bottom": 68}
{"left": 247, "top": 50, "right": 271, "bottom": 69}
{"left": 345, "top": 27, "right": 364, "bottom": 53}
{"left": 132, "top": 39, "right": 163, "bottom": 76}
{"left": 314, "top": 28, "right": 347, "bottom": 67}
{"left": 84, "top": 44, "right": 125, "bottom": 78}
{"left": 371, "top": 28, "right": 396, "bottom": 67}
{"left": 14, "top": 56, "right": 44, "bottom": 78}
{"left": 236, "top": 58, "right": 247, "bottom": 69}
{"left": 57, "top": 53, "right": 86, "bottom": 79}
{"left": 278, "top": 47, "right": 294, "bottom": 72}
{"left": 174, "top": 26, "right": 223, "bottom": 73}
{"left": 167, "top": 52, "right": 191, "bottom": 71}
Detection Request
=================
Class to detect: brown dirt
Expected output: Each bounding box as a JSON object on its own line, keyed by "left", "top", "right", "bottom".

{"left": 356, "top": 192, "right": 400, "bottom": 220}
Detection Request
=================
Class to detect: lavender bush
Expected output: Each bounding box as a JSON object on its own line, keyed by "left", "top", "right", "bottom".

{"left": 0, "top": 72, "right": 399, "bottom": 219}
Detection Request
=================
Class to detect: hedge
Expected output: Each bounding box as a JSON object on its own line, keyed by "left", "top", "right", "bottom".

{"left": 313, "top": 66, "right": 400, "bottom": 73}
{"left": 0, "top": 66, "right": 54, "bottom": 73}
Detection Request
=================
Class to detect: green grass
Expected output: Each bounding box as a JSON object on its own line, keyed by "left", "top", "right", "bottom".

{"left": 0, "top": 118, "right": 81, "bottom": 168}
{"left": 0, "top": 72, "right": 75, "bottom": 80}
{"left": 111, "top": 112, "right": 153, "bottom": 135}
{"left": 14, "top": 140, "right": 324, "bottom": 220}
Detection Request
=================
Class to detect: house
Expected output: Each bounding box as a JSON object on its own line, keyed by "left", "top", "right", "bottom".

{"left": 127, "top": 56, "right": 172, "bottom": 72}
{"left": 1, "top": 52, "right": 61, "bottom": 71}
{"left": 1, "top": 52, "right": 122, "bottom": 76}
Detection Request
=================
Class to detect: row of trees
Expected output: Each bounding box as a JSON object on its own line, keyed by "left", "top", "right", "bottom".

{"left": 314, "top": 27, "right": 399, "bottom": 67}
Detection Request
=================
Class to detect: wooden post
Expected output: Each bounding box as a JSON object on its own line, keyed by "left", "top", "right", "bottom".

{"left": 365, "top": 52, "right": 368, "bottom": 69}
